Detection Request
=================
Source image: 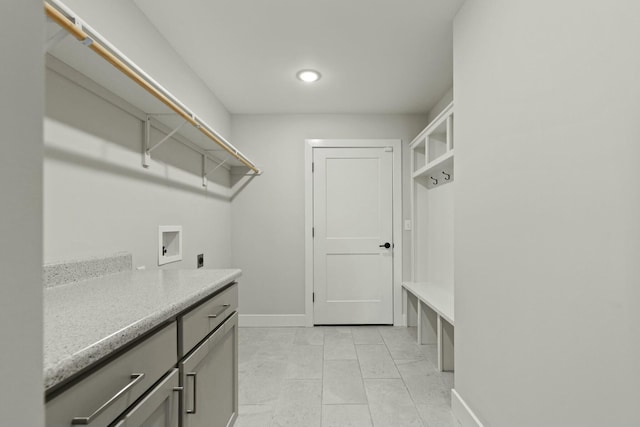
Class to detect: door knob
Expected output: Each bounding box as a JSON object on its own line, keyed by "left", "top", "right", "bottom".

{"left": 379, "top": 242, "right": 391, "bottom": 249}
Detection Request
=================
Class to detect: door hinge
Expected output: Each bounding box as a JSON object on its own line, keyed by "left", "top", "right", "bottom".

{"left": 312, "top": 227, "right": 315, "bottom": 238}
{"left": 312, "top": 292, "right": 315, "bottom": 303}
{"left": 312, "top": 162, "right": 314, "bottom": 172}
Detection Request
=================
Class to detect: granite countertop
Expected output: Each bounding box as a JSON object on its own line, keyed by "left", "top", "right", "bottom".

{"left": 44, "top": 268, "right": 241, "bottom": 391}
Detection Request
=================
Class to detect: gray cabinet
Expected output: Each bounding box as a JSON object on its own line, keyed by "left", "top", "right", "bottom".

{"left": 181, "top": 312, "right": 238, "bottom": 427}
{"left": 46, "top": 322, "right": 178, "bottom": 427}
{"left": 45, "top": 281, "right": 238, "bottom": 427}
{"left": 113, "top": 369, "right": 180, "bottom": 427}
{"left": 180, "top": 284, "right": 238, "bottom": 358}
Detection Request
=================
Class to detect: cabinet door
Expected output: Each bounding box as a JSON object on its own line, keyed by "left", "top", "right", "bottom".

{"left": 181, "top": 313, "right": 238, "bottom": 427}
{"left": 113, "top": 369, "right": 180, "bottom": 427}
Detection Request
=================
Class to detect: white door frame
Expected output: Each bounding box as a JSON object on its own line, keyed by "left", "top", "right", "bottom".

{"left": 305, "top": 139, "right": 403, "bottom": 327}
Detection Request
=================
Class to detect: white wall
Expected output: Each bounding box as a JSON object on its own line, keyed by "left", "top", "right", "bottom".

{"left": 0, "top": 1, "right": 43, "bottom": 425}
{"left": 44, "top": 66, "right": 233, "bottom": 269}
{"left": 427, "top": 87, "right": 453, "bottom": 123}
{"left": 230, "top": 114, "right": 427, "bottom": 320}
{"left": 453, "top": 2, "right": 640, "bottom": 426}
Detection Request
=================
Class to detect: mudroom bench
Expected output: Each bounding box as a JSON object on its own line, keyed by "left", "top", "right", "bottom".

{"left": 403, "top": 281, "right": 454, "bottom": 372}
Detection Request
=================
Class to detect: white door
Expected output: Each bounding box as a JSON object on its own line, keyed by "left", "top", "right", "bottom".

{"left": 313, "top": 147, "right": 394, "bottom": 324}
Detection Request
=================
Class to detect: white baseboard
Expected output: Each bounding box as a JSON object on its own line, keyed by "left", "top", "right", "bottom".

{"left": 239, "top": 314, "right": 307, "bottom": 328}
{"left": 452, "top": 389, "right": 485, "bottom": 427}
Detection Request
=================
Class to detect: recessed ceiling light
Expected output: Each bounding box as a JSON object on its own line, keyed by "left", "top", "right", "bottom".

{"left": 297, "top": 69, "right": 321, "bottom": 83}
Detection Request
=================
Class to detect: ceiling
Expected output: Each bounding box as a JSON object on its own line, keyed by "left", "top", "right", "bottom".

{"left": 133, "top": 0, "right": 463, "bottom": 115}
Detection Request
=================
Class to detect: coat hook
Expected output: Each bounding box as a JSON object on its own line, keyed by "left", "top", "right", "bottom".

{"left": 430, "top": 176, "right": 438, "bottom": 185}
{"left": 442, "top": 171, "right": 451, "bottom": 180}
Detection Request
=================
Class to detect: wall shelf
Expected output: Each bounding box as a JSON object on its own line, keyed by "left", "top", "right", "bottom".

{"left": 412, "top": 150, "right": 454, "bottom": 189}
{"left": 410, "top": 102, "right": 454, "bottom": 189}
{"left": 44, "top": 0, "right": 261, "bottom": 177}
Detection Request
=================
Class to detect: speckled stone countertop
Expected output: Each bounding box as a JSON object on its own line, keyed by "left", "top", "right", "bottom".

{"left": 44, "top": 268, "right": 241, "bottom": 390}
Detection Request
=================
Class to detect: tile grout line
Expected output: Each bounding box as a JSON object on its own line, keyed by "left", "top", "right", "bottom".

{"left": 385, "top": 326, "right": 429, "bottom": 427}
{"left": 238, "top": 327, "right": 455, "bottom": 427}
{"left": 320, "top": 328, "right": 325, "bottom": 427}
{"left": 361, "top": 327, "right": 376, "bottom": 427}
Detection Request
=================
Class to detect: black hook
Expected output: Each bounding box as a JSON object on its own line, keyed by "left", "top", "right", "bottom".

{"left": 442, "top": 171, "right": 451, "bottom": 180}
{"left": 430, "top": 176, "right": 438, "bottom": 185}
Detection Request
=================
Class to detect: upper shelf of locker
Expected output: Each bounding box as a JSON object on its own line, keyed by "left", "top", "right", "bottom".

{"left": 410, "top": 102, "right": 454, "bottom": 189}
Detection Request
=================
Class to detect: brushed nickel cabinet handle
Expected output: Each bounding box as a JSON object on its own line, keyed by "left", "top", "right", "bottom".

{"left": 207, "top": 303, "right": 231, "bottom": 319}
{"left": 71, "top": 373, "right": 145, "bottom": 425}
{"left": 186, "top": 372, "right": 197, "bottom": 414}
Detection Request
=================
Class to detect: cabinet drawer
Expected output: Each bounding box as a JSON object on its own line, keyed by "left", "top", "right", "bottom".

{"left": 46, "top": 322, "right": 177, "bottom": 427}
{"left": 181, "top": 283, "right": 238, "bottom": 355}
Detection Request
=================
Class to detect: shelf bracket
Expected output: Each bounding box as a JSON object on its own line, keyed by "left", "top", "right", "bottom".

{"left": 202, "top": 155, "right": 231, "bottom": 187}
{"left": 233, "top": 172, "right": 262, "bottom": 177}
{"left": 142, "top": 115, "right": 187, "bottom": 168}
{"left": 44, "top": 27, "right": 69, "bottom": 53}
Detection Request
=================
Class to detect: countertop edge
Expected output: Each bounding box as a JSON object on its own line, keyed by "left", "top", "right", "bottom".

{"left": 44, "top": 269, "right": 241, "bottom": 391}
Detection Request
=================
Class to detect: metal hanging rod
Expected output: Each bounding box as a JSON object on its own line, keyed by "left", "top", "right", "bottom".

{"left": 146, "top": 113, "right": 186, "bottom": 117}
{"left": 44, "top": 0, "right": 261, "bottom": 175}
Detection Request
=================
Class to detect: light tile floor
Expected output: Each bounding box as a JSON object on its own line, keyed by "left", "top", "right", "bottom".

{"left": 236, "top": 326, "right": 461, "bottom": 427}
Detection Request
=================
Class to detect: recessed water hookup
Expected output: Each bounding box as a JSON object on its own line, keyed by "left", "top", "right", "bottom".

{"left": 158, "top": 225, "right": 182, "bottom": 265}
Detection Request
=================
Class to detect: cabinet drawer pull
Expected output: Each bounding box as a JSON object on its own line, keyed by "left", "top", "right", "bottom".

{"left": 207, "top": 303, "right": 231, "bottom": 319}
{"left": 71, "top": 373, "right": 145, "bottom": 425}
{"left": 186, "top": 372, "right": 197, "bottom": 414}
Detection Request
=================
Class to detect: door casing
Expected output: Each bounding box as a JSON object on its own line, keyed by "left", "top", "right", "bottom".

{"left": 305, "top": 139, "right": 403, "bottom": 327}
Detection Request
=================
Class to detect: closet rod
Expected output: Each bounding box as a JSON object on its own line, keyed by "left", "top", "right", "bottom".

{"left": 44, "top": 1, "right": 261, "bottom": 174}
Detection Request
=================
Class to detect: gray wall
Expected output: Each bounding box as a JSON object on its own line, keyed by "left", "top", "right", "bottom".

{"left": 453, "top": 1, "right": 640, "bottom": 426}
{"left": 0, "top": 1, "right": 44, "bottom": 425}
{"left": 44, "top": 66, "right": 233, "bottom": 270}
{"left": 230, "top": 114, "right": 428, "bottom": 319}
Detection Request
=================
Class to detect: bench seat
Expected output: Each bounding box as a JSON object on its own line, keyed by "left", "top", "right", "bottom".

{"left": 402, "top": 281, "right": 454, "bottom": 372}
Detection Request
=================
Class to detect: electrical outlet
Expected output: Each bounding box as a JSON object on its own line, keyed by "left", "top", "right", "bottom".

{"left": 197, "top": 254, "right": 204, "bottom": 268}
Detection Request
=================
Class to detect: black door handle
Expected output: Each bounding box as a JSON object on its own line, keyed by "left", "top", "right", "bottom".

{"left": 379, "top": 242, "right": 391, "bottom": 249}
